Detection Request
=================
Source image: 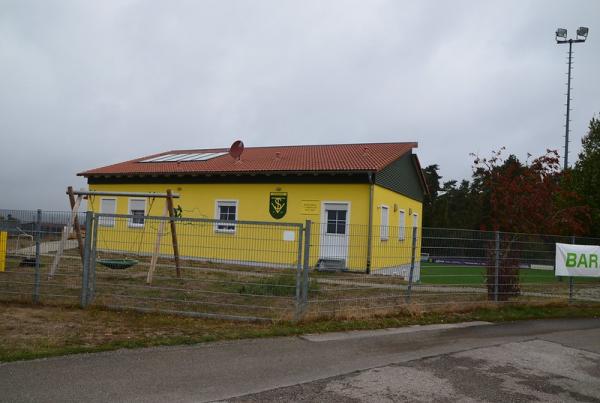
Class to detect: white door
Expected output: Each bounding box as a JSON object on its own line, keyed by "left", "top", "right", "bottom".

{"left": 320, "top": 203, "right": 350, "bottom": 262}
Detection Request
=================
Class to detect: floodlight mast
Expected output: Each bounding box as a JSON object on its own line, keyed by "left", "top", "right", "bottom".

{"left": 556, "top": 27, "right": 589, "bottom": 170}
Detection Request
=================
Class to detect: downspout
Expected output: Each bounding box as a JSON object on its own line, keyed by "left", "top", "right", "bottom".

{"left": 366, "top": 172, "right": 374, "bottom": 274}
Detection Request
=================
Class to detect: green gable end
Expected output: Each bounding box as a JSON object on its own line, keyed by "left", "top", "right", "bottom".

{"left": 374, "top": 153, "right": 425, "bottom": 202}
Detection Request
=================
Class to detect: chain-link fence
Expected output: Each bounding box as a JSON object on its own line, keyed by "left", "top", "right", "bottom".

{"left": 1, "top": 208, "right": 599, "bottom": 321}
{"left": 86, "top": 213, "right": 305, "bottom": 321}
{"left": 309, "top": 222, "right": 420, "bottom": 279}
{"left": 303, "top": 227, "right": 600, "bottom": 319}
{"left": 0, "top": 209, "right": 84, "bottom": 307}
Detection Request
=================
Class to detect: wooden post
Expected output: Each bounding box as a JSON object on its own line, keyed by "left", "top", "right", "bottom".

{"left": 166, "top": 189, "right": 181, "bottom": 277}
{"left": 146, "top": 203, "right": 168, "bottom": 284}
{"left": 49, "top": 191, "right": 83, "bottom": 278}
{"left": 68, "top": 186, "right": 85, "bottom": 263}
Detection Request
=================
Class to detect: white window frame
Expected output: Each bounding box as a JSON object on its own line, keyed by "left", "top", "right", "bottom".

{"left": 380, "top": 205, "right": 389, "bottom": 241}
{"left": 128, "top": 198, "right": 146, "bottom": 228}
{"left": 398, "top": 209, "right": 406, "bottom": 241}
{"left": 215, "top": 200, "right": 238, "bottom": 233}
{"left": 324, "top": 207, "right": 349, "bottom": 235}
{"left": 320, "top": 201, "right": 352, "bottom": 236}
{"left": 99, "top": 198, "right": 117, "bottom": 227}
{"left": 412, "top": 212, "right": 419, "bottom": 228}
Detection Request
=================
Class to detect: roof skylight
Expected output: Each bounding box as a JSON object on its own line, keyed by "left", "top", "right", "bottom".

{"left": 140, "top": 152, "right": 227, "bottom": 163}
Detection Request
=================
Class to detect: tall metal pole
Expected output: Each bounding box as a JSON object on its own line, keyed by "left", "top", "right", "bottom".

{"left": 556, "top": 27, "right": 588, "bottom": 170}
{"left": 564, "top": 40, "right": 573, "bottom": 170}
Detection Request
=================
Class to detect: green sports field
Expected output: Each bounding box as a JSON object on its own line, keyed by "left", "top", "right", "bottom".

{"left": 420, "top": 262, "right": 600, "bottom": 285}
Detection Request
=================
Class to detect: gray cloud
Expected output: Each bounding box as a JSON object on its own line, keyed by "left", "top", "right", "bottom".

{"left": 0, "top": 0, "right": 598, "bottom": 210}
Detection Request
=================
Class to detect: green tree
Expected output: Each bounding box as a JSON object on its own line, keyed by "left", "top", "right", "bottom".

{"left": 436, "top": 179, "right": 480, "bottom": 229}
{"left": 572, "top": 115, "right": 600, "bottom": 236}
{"left": 421, "top": 165, "right": 484, "bottom": 229}
{"left": 422, "top": 164, "right": 441, "bottom": 227}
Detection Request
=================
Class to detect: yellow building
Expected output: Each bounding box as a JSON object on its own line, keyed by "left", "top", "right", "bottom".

{"left": 79, "top": 142, "right": 427, "bottom": 277}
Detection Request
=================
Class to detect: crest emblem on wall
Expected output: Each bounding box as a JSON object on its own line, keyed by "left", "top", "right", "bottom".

{"left": 269, "top": 192, "right": 288, "bottom": 219}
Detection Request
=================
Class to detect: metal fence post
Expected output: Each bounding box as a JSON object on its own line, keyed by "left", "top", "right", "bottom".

{"left": 80, "top": 211, "right": 93, "bottom": 308}
{"left": 569, "top": 235, "right": 575, "bottom": 303}
{"left": 87, "top": 212, "right": 100, "bottom": 305}
{"left": 33, "top": 209, "right": 42, "bottom": 304}
{"left": 494, "top": 230, "right": 500, "bottom": 302}
{"left": 405, "top": 226, "right": 417, "bottom": 304}
{"left": 302, "top": 220, "right": 312, "bottom": 306}
{"left": 294, "top": 223, "right": 304, "bottom": 321}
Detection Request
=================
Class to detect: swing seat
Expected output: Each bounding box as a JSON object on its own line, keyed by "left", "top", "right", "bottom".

{"left": 97, "top": 258, "right": 139, "bottom": 270}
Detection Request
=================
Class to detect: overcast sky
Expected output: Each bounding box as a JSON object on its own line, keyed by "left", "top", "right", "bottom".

{"left": 0, "top": 0, "right": 598, "bottom": 210}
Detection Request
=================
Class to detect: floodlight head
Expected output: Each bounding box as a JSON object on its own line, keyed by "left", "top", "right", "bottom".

{"left": 577, "top": 26, "right": 589, "bottom": 39}
{"left": 556, "top": 28, "right": 567, "bottom": 39}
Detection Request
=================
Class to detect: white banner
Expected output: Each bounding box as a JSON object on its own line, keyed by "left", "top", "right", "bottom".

{"left": 555, "top": 243, "right": 600, "bottom": 277}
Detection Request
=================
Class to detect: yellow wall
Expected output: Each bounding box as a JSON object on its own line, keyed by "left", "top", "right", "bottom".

{"left": 87, "top": 182, "right": 422, "bottom": 272}
{"left": 0, "top": 231, "right": 6, "bottom": 272}
{"left": 89, "top": 183, "right": 371, "bottom": 269}
{"left": 370, "top": 185, "right": 422, "bottom": 271}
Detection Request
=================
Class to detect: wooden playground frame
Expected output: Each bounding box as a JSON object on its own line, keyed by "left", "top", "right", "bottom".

{"left": 49, "top": 186, "right": 182, "bottom": 284}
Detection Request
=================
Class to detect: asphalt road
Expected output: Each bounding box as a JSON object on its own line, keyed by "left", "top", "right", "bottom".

{"left": 1, "top": 318, "right": 599, "bottom": 402}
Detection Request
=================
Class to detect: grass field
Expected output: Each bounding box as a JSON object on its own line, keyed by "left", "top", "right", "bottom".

{"left": 420, "top": 262, "right": 600, "bottom": 286}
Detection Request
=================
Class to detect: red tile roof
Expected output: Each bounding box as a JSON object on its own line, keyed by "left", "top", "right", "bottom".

{"left": 79, "top": 142, "right": 418, "bottom": 177}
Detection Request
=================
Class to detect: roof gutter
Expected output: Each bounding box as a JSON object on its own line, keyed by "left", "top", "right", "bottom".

{"left": 78, "top": 170, "right": 375, "bottom": 178}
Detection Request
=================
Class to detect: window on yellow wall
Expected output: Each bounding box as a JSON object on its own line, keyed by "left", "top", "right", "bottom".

{"left": 380, "top": 205, "right": 389, "bottom": 241}
{"left": 398, "top": 209, "right": 406, "bottom": 241}
{"left": 128, "top": 198, "right": 146, "bottom": 228}
{"left": 412, "top": 212, "right": 419, "bottom": 228}
{"left": 215, "top": 200, "right": 237, "bottom": 232}
{"left": 100, "top": 198, "right": 116, "bottom": 227}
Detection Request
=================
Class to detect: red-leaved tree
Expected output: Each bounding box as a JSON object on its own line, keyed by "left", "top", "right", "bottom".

{"left": 471, "top": 148, "right": 590, "bottom": 300}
